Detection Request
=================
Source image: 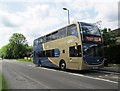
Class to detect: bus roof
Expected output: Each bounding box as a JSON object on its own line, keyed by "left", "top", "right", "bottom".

{"left": 34, "top": 22, "right": 94, "bottom": 41}
{"left": 34, "top": 22, "right": 79, "bottom": 40}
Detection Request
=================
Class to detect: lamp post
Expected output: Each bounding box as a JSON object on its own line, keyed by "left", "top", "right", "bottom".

{"left": 63, "top": 8, "right": 70, "bottom": 24}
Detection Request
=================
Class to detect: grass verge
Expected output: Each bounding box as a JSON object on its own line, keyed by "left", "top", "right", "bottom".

{"left": 17, "top": 58, "right": 33, "bottom": 62}
{"left": 1, "top": 58, "right": 33, "bottom": 62}
{"left": 0, "top": 72, "right": 8, "bottom": 90}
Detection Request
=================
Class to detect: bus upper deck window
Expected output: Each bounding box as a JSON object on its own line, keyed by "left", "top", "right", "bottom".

{"left": 67, "top": 24, "right": 78, "bottom": 38}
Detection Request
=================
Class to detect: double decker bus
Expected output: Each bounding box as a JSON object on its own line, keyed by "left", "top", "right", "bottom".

{"left": 33, "top": 22, "right": 104, "bottom": 70}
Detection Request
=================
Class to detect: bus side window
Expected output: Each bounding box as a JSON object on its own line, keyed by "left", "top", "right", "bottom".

{"left": 37, "top": 51, "right": 45, "bottom": 57}
{"left": 69, "top": 45, "right": 82, "bottom": 57}
{"left": 58, "top": 28, "right": 66, "bottom": 39}
{"left": 38, "top": 38, "right": 42, "bottom": 44}
{"left": 33, "top": 40, "right": 36, "bottom": 46}
{"left": 67, "top": 24, "right": 78, "bottom": 38}
{"left": 51, "top": 31, "right": 59, "bottom": 40}
{"left": 34, "top": 39, "right": 39, "bottom": 46}
{"left": 46, "top": 34, "right": 52, "bottom": 42}
{"left": 42, "top": 36, "right": 46, "bottom": 43}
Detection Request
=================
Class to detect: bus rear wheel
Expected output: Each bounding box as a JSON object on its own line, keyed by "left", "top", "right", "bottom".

{"left": 59, "top": 60, "right": 66, "bottom": 70}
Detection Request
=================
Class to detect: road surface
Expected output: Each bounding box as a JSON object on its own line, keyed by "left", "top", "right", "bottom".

{"left": 0, "top": 60, "right": 119, "bottom": 90}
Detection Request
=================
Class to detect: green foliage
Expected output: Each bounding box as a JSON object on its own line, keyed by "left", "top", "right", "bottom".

{"left": 0, "top": 33, "right": 33, "bottom": 59}
{"left": 104, "top": 44, "right": 120, "bottom": 64}
{"left": 0, "top": 72, "right": 8, "bottom": 90}
{"left": 0, "top": 44, "right": 12, "bottom": 59}
{"left": 101, "top": 28, "right": 119, "bottom": 64}
{"left": 9, "top": 33, "right": 27, "bottom": 45}
{"left": 101, "top": 28, "right": 117, "bottom": 46}
{"left": 17, "top": 58, "right": 33, "bottom": 62}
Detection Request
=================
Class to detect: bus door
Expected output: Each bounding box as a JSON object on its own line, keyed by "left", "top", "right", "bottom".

{"left": 68, "top": 45, "right": 82, "bottom": 69}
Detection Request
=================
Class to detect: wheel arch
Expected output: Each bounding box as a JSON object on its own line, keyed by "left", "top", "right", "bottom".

{"left": 59, "top": 59, "right": 66, "bottom": 65}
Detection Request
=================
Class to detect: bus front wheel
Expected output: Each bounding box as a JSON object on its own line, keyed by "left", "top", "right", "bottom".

{"left": 59, "top": 60, "right": 66, "bottom": 70}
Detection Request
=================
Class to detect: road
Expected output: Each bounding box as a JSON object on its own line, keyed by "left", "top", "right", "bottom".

{"left": 0, "top": 60, "right": 119, "bottom": 90}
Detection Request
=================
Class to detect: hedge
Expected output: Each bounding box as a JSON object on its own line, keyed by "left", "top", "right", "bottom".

{"left": 104, "top": 44, "right": 120, "bottom": 64}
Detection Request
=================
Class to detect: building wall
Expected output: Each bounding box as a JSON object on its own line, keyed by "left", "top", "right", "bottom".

{"left": 112, "top": 28, "right": 120, "bottom": 44}
{"left": 112, "top": 28, "right": 120, "bottom": 37}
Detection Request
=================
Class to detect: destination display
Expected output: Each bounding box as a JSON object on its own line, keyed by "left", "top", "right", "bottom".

{"left": 83, "top": 35, "right": 102, "bottom": 43}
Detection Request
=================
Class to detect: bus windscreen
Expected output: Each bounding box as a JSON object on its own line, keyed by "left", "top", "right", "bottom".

{"left": 80, "top": 22, "right": 104, "bottom": 65}
{"left": 83, "top": 43, "right": 103, "bottom": 57}
{"left": 80, "top": 22, "right": 102, "bottom": 43}
{"left": 80, "top": 22, "right": 101, "bottom": 36}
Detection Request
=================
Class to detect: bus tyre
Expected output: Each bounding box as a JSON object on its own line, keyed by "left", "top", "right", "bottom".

{"left": 60, "top": 60, "right": 66, "bottom": 70}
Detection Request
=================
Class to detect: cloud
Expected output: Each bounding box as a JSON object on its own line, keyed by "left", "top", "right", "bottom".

{"left": 0, "top": 3, "right": 66, "bottom": 47}
{"left": 95, "top": 2, "right": 118, "bottom": 21}
{"left": 0, "top": 27, "right": 16, "bottom": 47}
{"left": 69, "top": 1, "right": 118, "bottom": 29}
{"left": 2, "top": 16, "right": 21, "bottom": 27}
{"left": 1, "top": 0, "right": 119, "bottom": 3}
{"left": 0, "top": 9, "right": 24, "bottom": 27}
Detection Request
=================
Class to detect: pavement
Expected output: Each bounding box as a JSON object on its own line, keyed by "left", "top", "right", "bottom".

{"left": 0, "top": 60, "right": 118, "bottom": 89}
{"left": 99, "top": 65, "right": 120, "bottom": 73}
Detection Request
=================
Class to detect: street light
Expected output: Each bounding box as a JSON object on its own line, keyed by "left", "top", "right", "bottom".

{"left": 63, "top": 8, "right": 70, "bottom": 24}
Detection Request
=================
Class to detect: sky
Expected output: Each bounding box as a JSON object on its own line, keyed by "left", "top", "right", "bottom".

{"left": 0, "top": 0, "right": 119, "bottom": 48}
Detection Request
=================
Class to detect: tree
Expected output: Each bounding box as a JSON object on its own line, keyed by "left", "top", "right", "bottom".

{"left": 0, "top": 33, "right": 33, "bottom": 59}
{"left": 26, "top": 46, "right": 33, "bottom": 57}
{"left": 101, "top": 28, "right": 117, "bottom": 46}
{"left": 101, "top": 28, "right": 119, "bottom": 64}
{"left": 0, "top": 45, "right": 8, "bottom": 58}
{"left": 9, "top": 33, "right": 28, "bottom": 58}
{"left": 9, "top": 33, "right": 27, "bottom": 45}
{"left": 0, "top": 44, "right": 13, "bottom": 59}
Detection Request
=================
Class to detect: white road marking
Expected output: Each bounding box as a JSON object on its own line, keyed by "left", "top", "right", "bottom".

{"left": 61, "top": 70, "right": 118, "bottom": 84}
{"left": 38, "top": 67, "right": 57, "bottom": 72}
{"left": 28, "top": 64, "right": 118, "bottom": 84}
{"left": 67, "top": 72, "right": 118, "bottom": 84}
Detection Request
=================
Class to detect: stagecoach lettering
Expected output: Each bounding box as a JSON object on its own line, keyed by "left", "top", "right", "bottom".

{"left": 68, "top": 39, "right": 73, "bottom": 44}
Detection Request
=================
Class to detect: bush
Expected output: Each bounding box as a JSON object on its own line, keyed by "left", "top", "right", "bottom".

{"left": 104, "top": 44, "right": 120, "bottom": 64}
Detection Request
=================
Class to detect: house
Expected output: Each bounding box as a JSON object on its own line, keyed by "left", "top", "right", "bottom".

{"left": 112, "top": 28, "right": 120, "bottom": 43}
